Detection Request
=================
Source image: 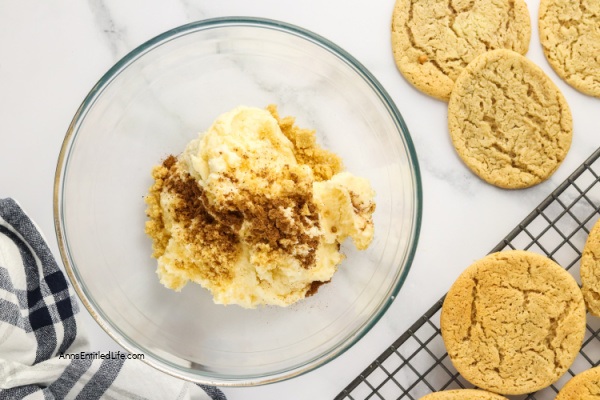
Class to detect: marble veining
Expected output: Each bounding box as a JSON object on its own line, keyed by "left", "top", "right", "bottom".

{"left": 87, "top": 0, "right": 130, "bottom": 61}
{"left": 179, "top": 0, "right": 208, "bottom": 21}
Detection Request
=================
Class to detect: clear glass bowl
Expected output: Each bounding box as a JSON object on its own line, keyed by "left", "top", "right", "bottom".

{"left": 54, "top": 17, "right": 422, "bottom": 386}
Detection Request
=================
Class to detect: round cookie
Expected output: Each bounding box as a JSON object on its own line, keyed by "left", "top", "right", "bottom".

{"left": 555, "top": 367, "right": 600, "bottom": 400}
{"left": 448, "top": 49, "right": 572, "bottom": 189}
{"left": 539, "top": 0, "right": 600, "bottom": 98}
{"left": 419, "top": 389, "right": 508, "bottom": 400}
{"left": 580, "top": 218, "right": 600, "bottom": 316}
{"left": 441, "top": 250, "right": 586, "bottom": 395}
{"left": 391, "top": 0, "right": 531, "bottom": 101}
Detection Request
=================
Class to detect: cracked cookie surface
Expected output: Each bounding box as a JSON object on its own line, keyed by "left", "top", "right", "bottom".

{"left": 420, "top": 389, "right": 508, "bottom": 399}
{"left": 539, "top": 0, "right": 600, "bottom": 98}
{"left": 555, "top": 366, "right": 600, "bottom": 400}
{"left": 448, "top": 49, "right": 572, "bottom": 189}
{"left": 441, "top": 250, "right": 586, "bottom": 395}
{"left": 391, "top": 0, "right": 531, "bottom": 101}
{"left": 580, "top": 218, "right": 600, "bottom": 316}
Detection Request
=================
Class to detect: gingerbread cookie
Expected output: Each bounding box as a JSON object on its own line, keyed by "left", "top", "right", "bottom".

{"left": 419, "top": 389, "right": 508, "bottom": 400}
{"left": 391, "top": 0, "right": 531, "bottom": 101}
{"left": 448, "top": 49, "right": 572, "bottom": 189}
{"left": 580, "top": 218, "right": 600, "bottom": 316}
{"left": 539, "top": 0, "right": 600, "bottom": 98}
{"left": 441, "top": 250, "right": 586, "bottom": 395}
{"left": 555, "top": 366, "right": 600, "bottom": 400}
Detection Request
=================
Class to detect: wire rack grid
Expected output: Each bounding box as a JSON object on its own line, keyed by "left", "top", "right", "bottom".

{"left": 336, "top": 147, "right": 600, "bottom": 400}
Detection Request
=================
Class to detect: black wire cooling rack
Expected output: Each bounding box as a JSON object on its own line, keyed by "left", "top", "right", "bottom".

{"left": 336, "top": 147, "right": 600, "bottom": 400}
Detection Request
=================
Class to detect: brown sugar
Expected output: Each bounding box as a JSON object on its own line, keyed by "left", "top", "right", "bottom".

{"left": 145, "top": 159, "right": 238, "bottom": 285}
{"left": 267, "top": 104, "right": 343, "bottom": 181}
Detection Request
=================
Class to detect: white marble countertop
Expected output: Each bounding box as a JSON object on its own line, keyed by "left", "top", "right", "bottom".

{"left": 1, "top": 1, "right": 599, "bottom": 399}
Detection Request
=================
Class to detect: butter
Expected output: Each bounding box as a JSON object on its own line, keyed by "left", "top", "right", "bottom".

{"left": 145, "top": 106, "right": 375, "bottom": 308}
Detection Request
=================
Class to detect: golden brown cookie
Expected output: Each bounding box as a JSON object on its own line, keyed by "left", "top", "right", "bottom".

{"left": 419, "top": 389, "right": 509, "bottom": 400}
{"left": 555, "top": 366, "right": 600, "bottom": 400}
{"left": 448, "top": 49, "right": 572, "bottom": 189}
{"left": 391, "top": 0, "right": 531, "bottom": 101}
{"left": 539, "top": 0, "right": 600, "bottom": 98}
{"left": 580, "top": 218, "right": 600, "bottom": 316}
{"left": 441, "top": 250, "right": 586, "bottom": 395}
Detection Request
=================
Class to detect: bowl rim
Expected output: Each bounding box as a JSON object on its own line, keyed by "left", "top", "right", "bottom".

{"left": 53, "top": 16, "right": 423, "bottom": 387}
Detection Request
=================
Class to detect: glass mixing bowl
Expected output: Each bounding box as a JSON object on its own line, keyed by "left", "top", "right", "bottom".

{"left": 54, "top": 17, "right": 422, "bottom": 386}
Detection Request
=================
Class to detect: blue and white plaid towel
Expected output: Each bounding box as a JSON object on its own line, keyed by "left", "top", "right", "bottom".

{"left": 0, "top": 198, "right": 226, "bottom": 400}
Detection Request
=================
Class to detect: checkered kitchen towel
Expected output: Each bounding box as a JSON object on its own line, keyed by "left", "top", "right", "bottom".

{"left": 0, "top": 198, "right": 226, "bottom": 400}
